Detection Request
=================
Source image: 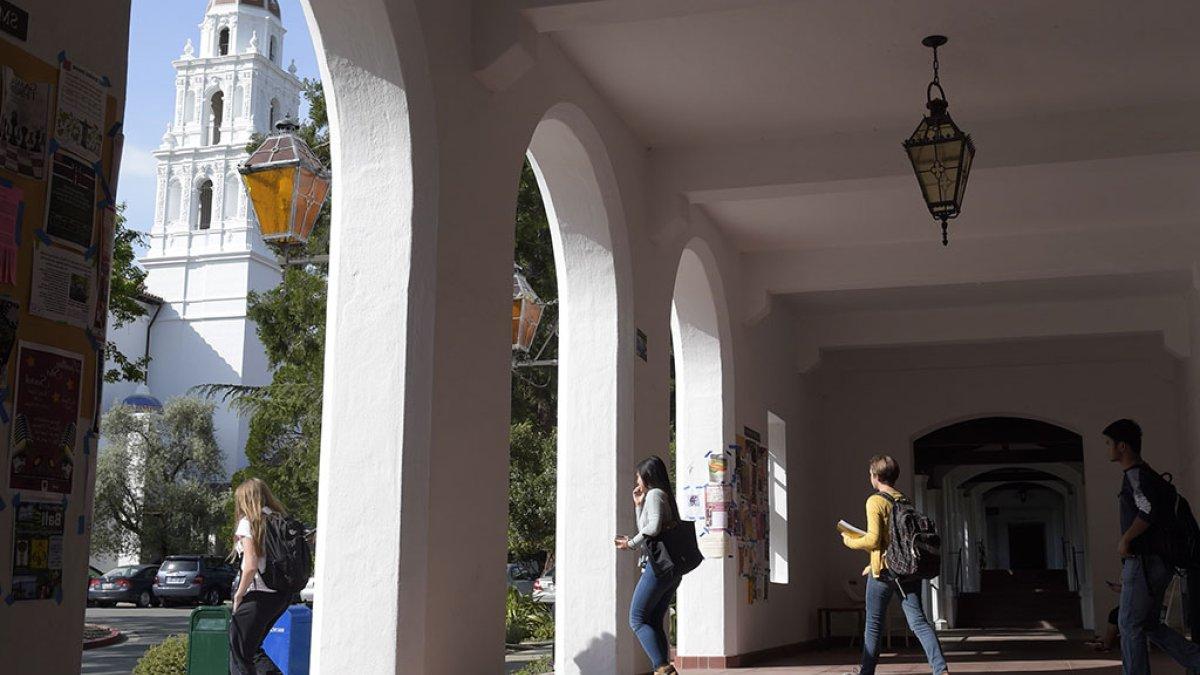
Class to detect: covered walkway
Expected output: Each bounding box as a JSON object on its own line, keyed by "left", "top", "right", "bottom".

{"left": 692, "top": 629, "right": 1169, "bottom": 674}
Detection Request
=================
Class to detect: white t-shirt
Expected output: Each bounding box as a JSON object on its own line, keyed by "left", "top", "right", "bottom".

{"left": 235, "top": 507, "right": 275, "bottom": 593}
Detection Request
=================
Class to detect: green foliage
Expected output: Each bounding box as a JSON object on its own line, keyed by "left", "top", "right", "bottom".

{"left": 507, "top": 422, "right": 556, "bottom": 560}
{"left": 93, "top": 398, "right": 227, "bottom": 561}
{"left": 505, "top": 587, "right": 554, "bottom": 644}
{"left": 513, "top": 655, "right": 554, "bottom": 675}
{"left": 132, "top": 634, "right": 188, "bottom": 675}
{"left": 104, "top": 203, "right": 151, "bottom": 383}
{"left": 511, "top": 161, "right": 558, "bottom": 429}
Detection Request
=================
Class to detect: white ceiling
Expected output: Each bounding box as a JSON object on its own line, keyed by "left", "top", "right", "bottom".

{"left": 782, "top": 270, "right": 1192, "bottom": 316}
{"left": 551, "top": 0, "right": 1200, "bottom": 148}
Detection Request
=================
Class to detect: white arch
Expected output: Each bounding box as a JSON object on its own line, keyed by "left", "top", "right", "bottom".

{"left": 671, "top": 236, "right": 736, "bottom": 657}
{"left": 526, "top": 101, "right": 634, "bottom": 675}
{"left": 299, "top": 0, "right": 439, "bottom": 672}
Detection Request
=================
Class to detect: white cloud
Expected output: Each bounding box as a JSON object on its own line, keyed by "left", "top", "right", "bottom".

{"left": 117, "top": 143, "right": 159, "bottom": 180}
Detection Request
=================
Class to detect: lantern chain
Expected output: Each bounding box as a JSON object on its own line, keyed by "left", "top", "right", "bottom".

{"left": 931, "top": 44, "right": 940, "bottom": 87}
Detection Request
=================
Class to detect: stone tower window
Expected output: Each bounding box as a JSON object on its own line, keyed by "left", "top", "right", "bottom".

{"left": 197, "top": 179, "right": 214, "bottom": 230}
{"left": 269, "top": 35, "right": 278, "bottom": 63}
{"left": 209, "top": 91, "right": 224, "bottom": 145}
{"left": 219, "top": 27, "right": 230, "bottom": 56}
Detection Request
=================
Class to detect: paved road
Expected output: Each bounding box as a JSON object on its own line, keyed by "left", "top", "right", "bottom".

{"left": 83, "top": 605, "right": 196, "bottom": 674}
{"left": 82, "top": 606, "right": 553, "bottom": 674}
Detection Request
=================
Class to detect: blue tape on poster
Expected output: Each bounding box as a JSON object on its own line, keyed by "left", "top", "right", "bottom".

{"left": 99, "top": 75, "right": 111, "bottom": 87}
{"left": 47, "top": 139, "right": 59, "bottom": 156}
{"left": 0, "top": 495, "right": 5, "bottom": 512}
{"left": 60, "top": 495, "right": 68, "bottom": 508}
{"left": 4, "top": 593, "right": 14, "bottom": 606}
{"left": 108, "top": 122, "right": 123, "bottom": 137}
{"left": 0, "top": 177, "right": 10, "bottom": 188}
{"left": 83, "top": 431, "right": 93, "bottom": 456}
{"left": 85, "top": 329, "right": 101, "bottom": 353}
{"left": 84, "top": 245, "right": 98, "bottom": 261}
{"left": 10, "top": 493, "right": 19, "bottom": 510}
{"left": 34, "top": 229, "right": 51, "bottom": 246}
{"left": 77, "top": 515, "right": 85, "bottom": 535}
{"left": 57, "top": 50, "right": 68, "bottom": 64}
{"left": 53, "top": 586, "right": 62, "bottom": 605}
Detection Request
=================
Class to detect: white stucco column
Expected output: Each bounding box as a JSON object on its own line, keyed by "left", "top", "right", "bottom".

{"left": 303, "top": 0, "right": 439, "bottom": 672}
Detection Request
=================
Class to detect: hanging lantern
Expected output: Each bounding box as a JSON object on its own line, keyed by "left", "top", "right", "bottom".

{"left": 512, "top": 265, "right": 546, "bottom": 352}
{"left": 903, "top": 35, "right": 976, "bottom": 246}
{"left": 239, "top": 118, "right": 331, "bottom": 246}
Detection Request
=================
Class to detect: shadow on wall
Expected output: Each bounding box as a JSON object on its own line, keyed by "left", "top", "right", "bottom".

{"left": 572, "top": 632, "right": 617, "bottom": 673}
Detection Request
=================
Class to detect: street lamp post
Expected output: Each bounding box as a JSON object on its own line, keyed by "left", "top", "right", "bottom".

{"left": 239, "top": 118, "right": 332, "bottom": 247}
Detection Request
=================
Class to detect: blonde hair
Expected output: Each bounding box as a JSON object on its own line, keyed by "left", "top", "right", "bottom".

{"left": 232, "top": 477, "right": 286, "bottom": 555}
{"left": 869, "top": 454, "right": 900, "bottom": 486}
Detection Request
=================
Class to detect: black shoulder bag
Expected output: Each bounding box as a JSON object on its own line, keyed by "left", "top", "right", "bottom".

{"left": 646, "top": 517, "right": 703, "bottom": 579}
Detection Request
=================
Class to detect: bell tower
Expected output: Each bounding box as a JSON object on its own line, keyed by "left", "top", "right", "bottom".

{"left": 137, "top": 0, "right": 302, "bottom": 471}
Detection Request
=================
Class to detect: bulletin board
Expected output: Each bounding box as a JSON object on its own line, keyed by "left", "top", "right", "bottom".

{"left": 0, "top": 35, "right": 118, "bottom": 604}
{"left": 734, "top": 429, "right": 771, "bottom": 604}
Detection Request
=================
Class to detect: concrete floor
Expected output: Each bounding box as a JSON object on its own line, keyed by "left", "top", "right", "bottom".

{"left": 685, "top": 629, "right": 1188, "bottom": 674}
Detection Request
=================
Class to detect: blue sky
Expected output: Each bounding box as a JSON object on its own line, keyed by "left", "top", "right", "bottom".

{"left": 118, "top": 0, "right": 320, "bottom": 233}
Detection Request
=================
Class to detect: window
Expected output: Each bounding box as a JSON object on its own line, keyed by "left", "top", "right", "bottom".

{"left": 768, "top": 411, "right": 789, "bottom": 584}
{"left": 218, "top": 28, "right": 230, "bottom": 56}
{"left": 269, "top": 35, "right": 277, "bottom": 63}
{"left": 161, "top": 559, "right": 198, "bottom": 572}
{"left": 209, "top": 91, "right": 224, "bottom": 145}
{"left": 197, "top": 179, "right": 214, "bottom": 230}
{"left": 166, "top": 180, "right": 182, "bottom": 223}
{"left": 269, "top": 99, "right": 278, "bottom": 128}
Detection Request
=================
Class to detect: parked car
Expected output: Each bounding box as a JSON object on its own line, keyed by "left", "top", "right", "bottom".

{"left": 507, "top": 562, "right": 538, "bottom": 596}
{"left": 86, "top": 565, "right": 105, "bottom": 607}
{"left": 89, "top": 564, "right": 161, "bottom": 608}
{"left": 532, "top": 565, "right": 555, "bottom": 605}
{"left": 153, "top": 555, "right": 237, "bottom": 607}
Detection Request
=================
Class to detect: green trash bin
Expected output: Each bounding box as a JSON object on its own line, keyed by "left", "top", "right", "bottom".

{"left": 187, "top": 605, "right": 232, "bottom": 674}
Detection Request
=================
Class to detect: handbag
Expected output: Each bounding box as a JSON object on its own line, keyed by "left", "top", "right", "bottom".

{"left": 646, "top": 518, "right": 703, "bottom": 578}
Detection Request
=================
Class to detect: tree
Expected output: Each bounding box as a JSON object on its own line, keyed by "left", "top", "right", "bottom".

{"left": 103, "top": 203, "right": 152, "bottom": 383}
{"left": 507, "top": 422, "right": 556, "bottom": 561}
{"left": 92, "top": 397, "right": 227, "bottom": 562}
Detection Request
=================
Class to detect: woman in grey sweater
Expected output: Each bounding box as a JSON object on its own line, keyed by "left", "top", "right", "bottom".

{"left": 615, "top": 455, "right": 681, "bottom": 675}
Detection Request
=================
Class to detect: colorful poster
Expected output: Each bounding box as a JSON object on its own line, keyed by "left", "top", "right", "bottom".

{"left": 10, "top": 499, "right": 66, "bottom": 601}
{"left": 0, "top": 296, "right": 18, "bottom": 375}
{"left": 92, "top": 209, "right": 114, "bottom": 339}
{"left": 44, "top": 152, "right": 96, "bottom": 250}
{"left": 0, "top": 181, "right": 20, "bottom": 283}
{"left": 8, "top": 342, "right": 84, "bottom": 494}
{"left": 54, "top": 62, "right": 106, "bottom": 164}
{"left": 1, "top": 66, "right": 51, "bottom": 179}
{"left": 29, "top": 245, "right": 93, "bottom": 329}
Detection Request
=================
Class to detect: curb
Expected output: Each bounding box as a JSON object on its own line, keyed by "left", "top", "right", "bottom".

{"left": 83, "top": 624, "right": 124, "bottom": 650}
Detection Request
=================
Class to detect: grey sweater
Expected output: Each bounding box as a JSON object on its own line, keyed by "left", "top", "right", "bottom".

{"left": 628, "top": 488, "right": 669, "bottom": 555}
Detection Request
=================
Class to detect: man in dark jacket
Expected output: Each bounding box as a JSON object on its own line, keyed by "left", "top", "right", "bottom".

{"left": 1105, "top": 418, "right": 1200, "bottom": 673}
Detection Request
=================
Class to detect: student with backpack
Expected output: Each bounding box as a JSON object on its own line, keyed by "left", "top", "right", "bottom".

{"left": 841, "top": 454, "right": 948, "bottom": 675}
{"left": 615, "top": 455, "right": 701, "bottom": 675}
{"left": 1103, "top": 419, "right": 1200, "bottom": 673}
{"left": 229, "top": 478, "right": 311, "bottom": 675}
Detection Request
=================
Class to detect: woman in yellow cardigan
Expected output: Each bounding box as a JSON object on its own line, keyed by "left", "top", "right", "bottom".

{"left": 841, "top": 455, "right": 949, "bottom": 675}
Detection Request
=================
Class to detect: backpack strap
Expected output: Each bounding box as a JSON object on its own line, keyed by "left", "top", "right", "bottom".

{"left": 875, "top": 491, "right": 896, "bottom": 505}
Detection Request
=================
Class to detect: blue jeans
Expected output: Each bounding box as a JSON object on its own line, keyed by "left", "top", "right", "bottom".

{"left": 860, "top": 574, "right": 947, "bottom": 675}
{"left": 630, "top": 564, "right": 681, "bottom": 669}
{"left": 1119, "top": 555, "right": 1200, "bottom": 674}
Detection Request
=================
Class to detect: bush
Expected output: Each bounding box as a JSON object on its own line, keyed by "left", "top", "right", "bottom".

{"left": 133, "top": 634, "right": 188, "bottom": 675}
{"left": 514, "top": 655, "right": 553, "bottom": 675}
{"left": 506, "top": 587, "right": 554, "bottom": 644}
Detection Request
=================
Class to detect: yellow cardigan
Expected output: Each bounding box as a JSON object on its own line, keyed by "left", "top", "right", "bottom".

{"left": 842, "top": 488, "right": 904, "bottom": 578}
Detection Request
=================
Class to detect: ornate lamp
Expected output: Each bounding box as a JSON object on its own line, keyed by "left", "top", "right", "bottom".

{"left": 903, "top": 35, "right": 976, "bottom": 246}
{"left": 239, "top": 118, "right": 331, "bottom": 246}
{"left": 512, "top": 265, "right": 546, "bottom": 353}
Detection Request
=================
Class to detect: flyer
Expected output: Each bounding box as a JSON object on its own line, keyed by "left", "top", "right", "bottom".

{"left": 44, "top": 152, "right": 96, "bottom": 250}
{"left": 0, "top": 181, "right": 20, "bottom": 282}
{"left": 29, "top": 245, "right": 93, "bottom": 329}
{"left": 1, "top": 66, "right": 51, "bottom": 179}
{"left": 8, "top": 342, "right": 84, "bottom": 494}
{"left": 92, "top": 209, "right": 114, "bottom": 339}
{"left": 54, "top": 62, "right": 106, "bottom": 164}
{"left": 0, "top": 296, "right": 18, "bottom": 375}
{"left": 10, "top": 499, "right": 66, "bottom": 601}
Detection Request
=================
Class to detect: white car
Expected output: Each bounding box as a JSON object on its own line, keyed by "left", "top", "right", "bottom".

{"left": 532, "top": 566, "right": 555, "bottom": 605}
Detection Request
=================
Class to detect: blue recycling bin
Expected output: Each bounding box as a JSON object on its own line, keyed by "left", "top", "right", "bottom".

{"left": 261, "top": 604, "right": 312, "bottom": 675}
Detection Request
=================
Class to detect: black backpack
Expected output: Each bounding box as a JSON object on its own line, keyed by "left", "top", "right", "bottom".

{"left": 260, "top": 513, "right": 312, "bottom": 595}
{"left": 877, "top": 492, "right": 942, "bottom": 581}
{"left": 1161, "top": 473, "right": 1200, "bottom": 571}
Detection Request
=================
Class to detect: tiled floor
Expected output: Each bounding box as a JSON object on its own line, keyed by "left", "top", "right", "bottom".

{"left": 683, "top": 629, "right": 1187, "bottom": 674}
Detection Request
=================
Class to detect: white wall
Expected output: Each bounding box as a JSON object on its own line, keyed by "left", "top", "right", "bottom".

{"left": 812, "top": 333, "right": 1185, "bottom": 632}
